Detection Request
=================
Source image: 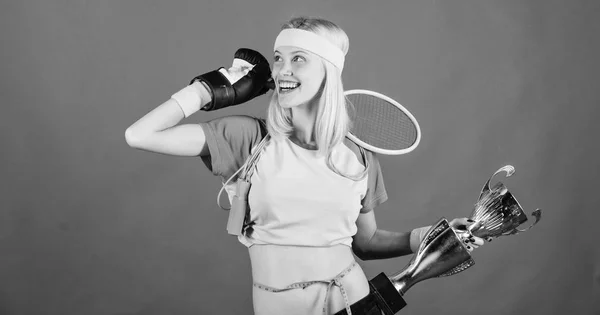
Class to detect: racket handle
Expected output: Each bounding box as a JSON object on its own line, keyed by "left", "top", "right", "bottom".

{"left": 226, "top": 180, "right": 251, "bottom": 236}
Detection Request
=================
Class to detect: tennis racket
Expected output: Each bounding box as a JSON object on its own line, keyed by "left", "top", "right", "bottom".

{"left": 345, "top": 89, "right": 421, "bottom": 155}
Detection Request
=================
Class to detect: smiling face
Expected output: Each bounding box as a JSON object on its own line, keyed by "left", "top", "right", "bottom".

{"left": 272, "top": 46, "right": 326, "bottom": 109}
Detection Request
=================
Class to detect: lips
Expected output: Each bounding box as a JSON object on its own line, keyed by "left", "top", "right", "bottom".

{"left": 278, "top": 80, "right": 301, "bottom": 93}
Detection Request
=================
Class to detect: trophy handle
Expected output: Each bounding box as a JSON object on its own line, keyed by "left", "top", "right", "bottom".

{"left": 479, "top": 165, "right": 515, "bottom": 201}
{"left": 417, "top": 218, "right": 450, "bottom": 255}
{"left": 437, "top": 258, "right": 475, "bottom": 277}
{"left": 502, "top": 208, "right": 542, "bottom": 236}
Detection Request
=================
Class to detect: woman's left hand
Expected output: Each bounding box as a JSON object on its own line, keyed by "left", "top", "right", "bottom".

{"left": 449, "top": 218, "right": 487, "bottom": 252}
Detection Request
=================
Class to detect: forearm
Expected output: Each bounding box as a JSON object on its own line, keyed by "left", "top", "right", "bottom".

{"left": 354, "top": 229, "right": 412, "bottom": 260}
{"left": 127, "top": 82, "right": 211, "bottom": 136}
{"left": 124, "top": 82, "right": 213, "bottom": 156}
{"left": 354, "top": 226, "right": 432, "bottom": 261}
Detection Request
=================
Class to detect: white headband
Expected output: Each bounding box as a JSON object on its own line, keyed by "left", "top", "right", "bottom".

{"left": 273, "top": 29, "right": 345, "bottom": 70}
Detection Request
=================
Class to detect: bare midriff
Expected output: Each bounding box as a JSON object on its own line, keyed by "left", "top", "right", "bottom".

{"left": 249, "top": 244, "right": 357, "bottom": 284}
{"left": 249, "top": 244, "right": 371, "bottom": 314}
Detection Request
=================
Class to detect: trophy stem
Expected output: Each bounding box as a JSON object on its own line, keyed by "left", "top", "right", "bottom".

{"left": 389, "top": 268, "right": 413, "bottom": 296}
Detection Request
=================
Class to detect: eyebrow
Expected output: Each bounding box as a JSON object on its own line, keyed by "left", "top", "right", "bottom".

{"left": 274, "top": 50, "right": 309, "bottom": 55}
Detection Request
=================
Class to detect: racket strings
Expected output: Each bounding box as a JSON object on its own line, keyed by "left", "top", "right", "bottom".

{"left": 347, "top": 94, "right": 418, "bottom": 150}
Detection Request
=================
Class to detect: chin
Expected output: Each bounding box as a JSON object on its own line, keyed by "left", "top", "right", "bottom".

{"left": 277, "top": 93, "right": 319, "bottom": 109}
{"left": 277, "top": 96, "right": 303, "bottom": 109}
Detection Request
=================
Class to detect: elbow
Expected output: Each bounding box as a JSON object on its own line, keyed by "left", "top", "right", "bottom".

{"left": 353, "top": 251, "right": 368, "bottom": 261}
{"left": 354, "top": 250, "right": 376, "bottom": 261}
{"left": 124, "top": 127, "right": 145, "bottom": 149}
{"left": 352, "top": 244, "right": 375, "bottom": 261}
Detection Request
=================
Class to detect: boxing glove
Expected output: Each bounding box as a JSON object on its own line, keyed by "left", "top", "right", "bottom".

{"left": 192, "top": 48, "right": 272, "bottom": 111}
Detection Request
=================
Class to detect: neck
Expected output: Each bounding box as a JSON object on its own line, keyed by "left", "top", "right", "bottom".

{"left": 290, "top": 100, "right": 319, "bottom": 147}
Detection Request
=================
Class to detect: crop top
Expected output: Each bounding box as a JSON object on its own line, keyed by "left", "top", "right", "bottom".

{"left": 199, "top": 115, "right": 388, "bottom": 247}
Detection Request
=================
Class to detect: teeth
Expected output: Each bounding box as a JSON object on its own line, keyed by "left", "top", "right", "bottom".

{"left": 279, "top": 81, "right": 300, "bottom": 89}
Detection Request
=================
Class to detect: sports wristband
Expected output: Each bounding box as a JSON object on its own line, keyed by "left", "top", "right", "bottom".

{"left": 171, "top": 81, "right": 211, "bottom": 117}
{"left": 409, "top": 226, "right": 431, "bottom": 253}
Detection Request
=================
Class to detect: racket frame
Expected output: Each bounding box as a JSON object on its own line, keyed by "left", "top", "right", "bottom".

{"left": 344, "top": 89, "right": 422, "bottom": 155}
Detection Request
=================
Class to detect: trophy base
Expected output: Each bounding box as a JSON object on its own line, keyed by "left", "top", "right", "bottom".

{"left": 332, "top": 290, "right": 381, "bottom": 315}
{"left": 333, "top": 273, "right": 407, "bottom": 315}
{"left": 370, "top": 272, "right": 407, "bottom": 314}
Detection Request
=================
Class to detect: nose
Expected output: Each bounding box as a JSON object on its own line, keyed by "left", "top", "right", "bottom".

{"left": 276, "top": 60, "right": 293, "bottom": 77}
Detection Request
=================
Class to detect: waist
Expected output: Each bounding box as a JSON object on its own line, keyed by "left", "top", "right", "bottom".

{"left": 249, "top": 244, "right": 357, "bottom": 287}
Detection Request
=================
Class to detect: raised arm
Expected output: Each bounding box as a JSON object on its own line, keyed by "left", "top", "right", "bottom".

{"left": 125, "top": 82, "right": 211, "bottom": 156}
{"left": 125, "top": 48, "right": 272, "bottom": 157}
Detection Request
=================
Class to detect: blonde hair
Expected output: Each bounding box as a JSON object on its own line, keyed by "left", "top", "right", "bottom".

{"left": 267, "top": 16, "right": 367, "bottom": 180}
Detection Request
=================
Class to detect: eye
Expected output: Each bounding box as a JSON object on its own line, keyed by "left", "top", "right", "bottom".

{"left": 273, "top": 55, "right": 282, "bottom": 62}
{"left": 292, "top": 55, "right": 306, "bottom": 62}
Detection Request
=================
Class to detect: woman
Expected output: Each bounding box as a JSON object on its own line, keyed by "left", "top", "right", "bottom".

{"left": 125, "top": 16, "right": 484, "bottom": 315}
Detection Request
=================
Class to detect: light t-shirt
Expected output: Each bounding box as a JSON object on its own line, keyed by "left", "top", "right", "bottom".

{"left": 199, "top": 115, "right": 388, "bottom": 247}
